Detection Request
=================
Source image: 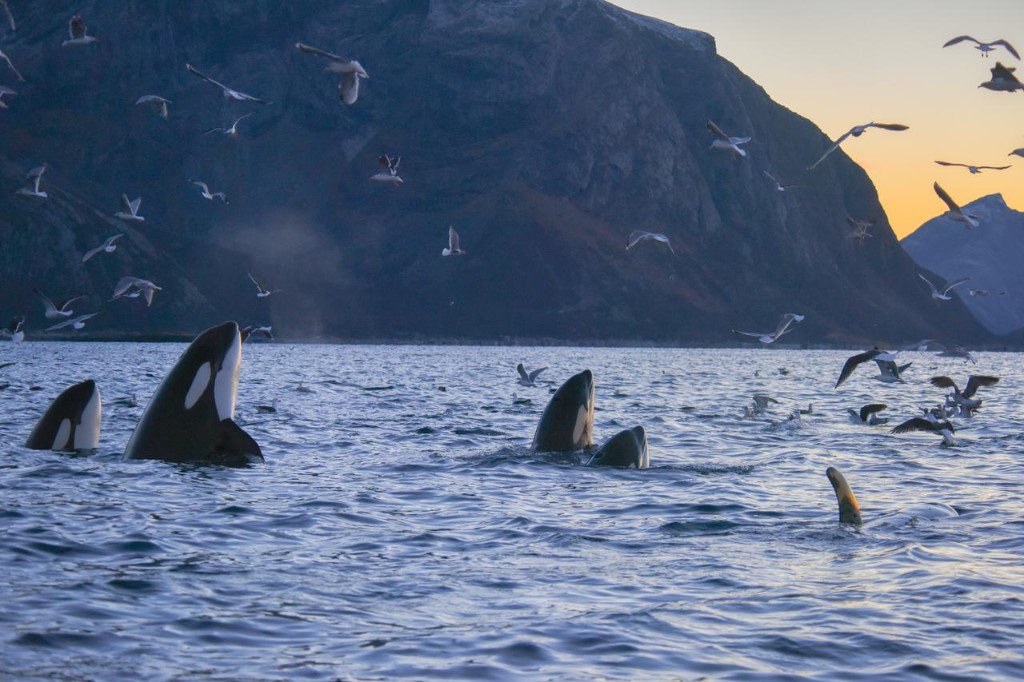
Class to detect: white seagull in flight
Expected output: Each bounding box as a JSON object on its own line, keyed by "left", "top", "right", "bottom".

{"left": 943, "top": 36, "right": 1020, "bottom": 60}
{"left": 934, "top": 160, "right": 1010, "bottom": 174}
{"left": 17, "top": 163, "right": 48, "bottom": 198}
{"left": 516, "top": 363, "right": 547, "bottom": 387}
{"left": 0, "top": 48, "right": 23, "bottom": 82}
{"left": 370, "top": 154, "right": 403, "bottom": 184}
{"left": 46, "top": 312, "right": 98, "bottom": 332}
{"left": 189, "top": 179, "right": 228, "bottom": 203}
{"left": 203, "top": 113, "right": 251, "bottom": 137}
{"left": 114, "top": 194, "right": 145, "bottom": 222}
{"left": 0, "top": 1, "right": 15, "bottom": 31}
{"left": 808, "top": 122, "right": 909, "bottom": 171}
{"left": 295, "top": 42, "right": 370, "bottom": 105}
{"left": 706, "top": 120, "right": 750, "bottom": 158}
{"left": 732, "top": 313, "right": 805, "bottom": 344}
{"left": 626, "top": 230, "right": 674, "bottom": 254}
{"left": 918, "top": 273, "right": 969, "bottom": 301}
{"left": 442, "top": 226, "right": 465, "bottom": 256}
{"left": 112, "top": 277, "right": 161, "bottom": 307}
{"left": 82, "top": 234, "right": 123, "bottom": 262}
{"left": 186, "top": 63, "right": 271, "bottom": 104}
{"left": 933, "top": 181, "right": 979, "bottom": 229}
{"left": 62, "top": 15, "right": 97, "bottom": 47}
{"left": 33, "top": 288, "right": 83, "bottom": 319}
{"left": 248, "top": 273, "right": 281, "bottom": 298}
{"left": 135, "top": 95, "right": 171, "bottom": 119}
{"left": 0, "top": 85, "right": 16, "bottom": 109}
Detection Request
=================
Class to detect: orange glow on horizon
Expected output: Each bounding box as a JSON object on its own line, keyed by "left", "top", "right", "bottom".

{"left": 611, "top": 0, "right": 1024, "bottom": 238}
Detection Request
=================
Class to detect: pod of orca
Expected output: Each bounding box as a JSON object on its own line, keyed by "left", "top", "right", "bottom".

{"left": 23, "top": 321, "right": 941, "bottom": 524}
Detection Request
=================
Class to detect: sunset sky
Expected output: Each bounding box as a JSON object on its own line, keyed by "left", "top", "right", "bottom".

{"left": 610, "top": 0, "right": 1024, "bottom": 239}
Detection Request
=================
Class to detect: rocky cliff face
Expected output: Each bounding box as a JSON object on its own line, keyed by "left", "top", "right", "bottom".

{"left": 901, "top": 194, "right": 1024, "bottom": 336}
{"left": 0, "top": 0, "right": 990, "bottom": 343}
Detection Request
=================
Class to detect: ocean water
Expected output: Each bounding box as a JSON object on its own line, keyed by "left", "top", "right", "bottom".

{"left": 1, "top": 342, "right": 1023, "bottom": 681}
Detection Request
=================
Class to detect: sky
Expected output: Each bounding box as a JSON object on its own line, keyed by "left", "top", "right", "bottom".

{"left": 609, "top": 0, "right": 1024, "bottom": 238}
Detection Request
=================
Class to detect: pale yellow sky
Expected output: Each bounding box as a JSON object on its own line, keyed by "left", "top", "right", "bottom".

{"left": 610, "top": 0, "right": 1024, "bottom": 238}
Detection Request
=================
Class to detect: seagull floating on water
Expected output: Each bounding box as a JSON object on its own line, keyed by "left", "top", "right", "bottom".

{"left": 248, "top": 273, "right": 281, "bottom": 298}
{"left": 62, "top": 15, "right": 97, "bottom": 46}
{"left": 112, "top": 276, "right": 161, "bottom": 307}
{"left": 0, "top": 47, "right": 23, "bottom": 82}
{"left": 203, "top": 113, "right": 251, "bottom": 137}
{"left": 114, "top": 194, "right": 145, "bottom": 222}
{"left": 918, "top": 272, "right": 968, "bottom": 301}
{"left": 732, "top": 313, "right": 804, "bottom": 344}
{"left": 0, "top": 85, "right": 15, "bottom": 109}
{"left": 706, "top": 120, "right": 750, "bottom": 158}
{"left": 516, "top": 363, "right": 547, "bottom": 387}
{"left": 978, "top": 62, "right": 1024, "bottom": 92}
{"left": 135, "top": 95, "right": 170, "bottom": 118}
{"left": 82, "top": 233, "right": 123, "bottom": 262}
{"left": 186, "top": 63, "right": 270, "bottom": 104}
{"left": 189, "top": 179, "right": 228, "bottom": 203}
{"left": 934, "top": 160, "right": 1010, "bottom": 174}
{"left": 848, "top": 403, "right": 889, "bottom": 426}
{"left": 442, "top": 226, "right": 465, "bottom": 256}
{"left": 932, "top": 182, "right": 979, "bottom": 229}
{"left": 370, "top": 154, "right": 403, "bottom": 184}
{"left": 33, "top": 288, "right": 83, "bottom": 319}
{"left": 295, "top": 42, "right": 369, "bottom": 105}
{"left": 808, "top": 122, "right": 909, "bottom": 171}
{"left": 943, "top": 36, "right": 1020, "bottom": 60}
{"left": 46, "top": 312, "right": 98, "bottom": 332}
{"left": 626, "top": 230, "right": 674, "bottom": 254}
{"left": 17, "top": 163, "right": 47, "bottom": 198}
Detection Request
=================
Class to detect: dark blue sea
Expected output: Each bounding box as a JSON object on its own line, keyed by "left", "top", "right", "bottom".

{"left": 1, "top": 343, "right": 1023, "bottom": 680}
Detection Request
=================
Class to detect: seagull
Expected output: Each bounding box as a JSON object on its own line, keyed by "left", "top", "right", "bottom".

{"left": 203, "top": 113, "right": 251, "bottom": 136}
{"left": 0, "top": 1, "right": 15, "bottom": 31}
{"left": 934, "top": 160, "right": 1010, "bottom": 174}
{"left": 114, "top": 194, "right": 145, "bottom": 222}
{"left": 936, "top": 346, "right": 978, "bottom": 364}
{"left": 186, "top": 63, "right": 271, "bottom": 104}
{"left": 706, "top": 120, "right": 750, "bottom": 157}
{"left": 751, "top": 394, "right": 779, "bottom": 415}
{"left": 918, "top": 272, "right": 969, "bottom": 301}
{"left": 516, "top": 363, "right": 547, "bottom": 387}
{"left": 933, "top": 182, "right": 979, "bottom": 229}
{"left": 807, "top": 122, "right": 909, "bottom": 171}
{"left": 0, "top": 85, "right": 15, "bottom": 109}
{"left": 62, "top": 15, "right": 97, "bottom": 46}
{"left": 295, "top": 42, "right": 369, "bottom": 105}
{"left": 873, "top": 358, "right": 909, "bottom": 384}
{"left": 189, "top": 179, "right": 228, "bottom": 203}
{"left": 763, "top": 170, "right": 800, "bottom": 192}
{"left": 248, "top": 273, "right": 281, "bottom": 298}
{"left": 82, "top": 233, "right": 123, "bottom": 262}
{"left": 931, "top": 374, "right": 998, "bottom": 411}
{"left": 112, "top": 276, "right": 161, "bottom": 307}
{"left": 33, "top": 288, "right": 83, "bottom": 319}
{"left": 943, "top": 36, "right": 1020, "bottom": 60}
{"left": 241, "top": 325, "right": 274, "bottom": 342}
{"left": 969, "top": 289, "right": 1006, "bottom": 297}
{"left": 46, "top": 312, "right": 98, "bottom": 332}
{"left": 978, "top": 62, "right": 1024, "bottom": 92}
{"left": 626, "top": 230, "right": 674, "bottom": 254}
{"left": 846, "top": 215, "right": 874, "bottom": 242}
{"left": 16, "top": 163, "right": 47, "bottom": 198}
{"left": 732, "top": 313, "right": 805, "bottom": 344}
{"left": 370, "top": 154, "right": 403, "bottom": 184}
{"left": 135, "top": 95, "right": 170, "bottom": 119}
{"left": 834, "top": 347, "right": 896, "bottom": 389}
{"left": 891, "top": 416, "right": 957, "bottom": 446}
{"left": 0, "top": 47, "right": 23, "bottom": 82}
{"left": 1, "top": 315, "right": 25, "bottom": 343}
{"left": 442, "top": 226, "right": 465, "bottom": 256}
{"left": 1011, "top": 148, "right": 1024, "bottom": 158}
{"left": 848, "top": 403, "right": 889, "bottom": 425}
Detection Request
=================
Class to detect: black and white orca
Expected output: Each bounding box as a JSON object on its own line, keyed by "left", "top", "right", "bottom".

{"left": 25, "top": 379, "right": 101, "bottom": 451}
{"left": 123, "top": 321, "right": 263, "bottom": 466}
{"left": 530, "top": 369, "right": 594, "bottom": 453}
{"left": 587, "top": 426, "right": 649, "bottom": 469}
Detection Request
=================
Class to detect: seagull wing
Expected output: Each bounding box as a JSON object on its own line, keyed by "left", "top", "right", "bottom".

{"left": 0, "top": 1, "right": 14, "bottom": 31}
{"left": 516, "top": 363, "right": 530, "bottom": 381}
{"left": 932, "top": 182, "right": 960, "bottom": 212}
{"left": 934, "top": 160, "right": 967, "bottom": 168}
{"left": 773, "top": 313, "right": 803, "bottom": 338}
{"left": 807, "top": 133, "right": 850, "bottom": 171}
{"left": 339, "top": 71, "right": 361, "bottom": 104}
{"left": 867, "top": 123, "right": 909, "bottom": 132}
{"left": 448, "top": 226, "right": 460, "bottom": 252}
{"left": 978, "top": 165, "right": 1011, "bottom": 171}
{"left": 917, "top": 272, "right": 939, "bottom": 295}
{"left": 626, "top": 230, "right": 648, "bottom": 250}
{"left": 56, "top": 295, "right": 84, "bottom": 311}
{"left": 874, "top": 359, "right": 900, "bottom": 378}
{"left": 113, "top": 276, "right": 141, "bottom": 298}
{"left": 69, "top": 15, "right": 85, "bottom": 40}
{"left": 119, "top": 193, "right": 132, "bottom": 213}
{"left": 129, "top": 197, "right": 142, "bottom": 214}
{"left": 706, "top": 120, "right": 732, "bottom": 143}
{"left": 33, "top": 288, "right": 58, "bottom": 315}
{"left": 296, "top": 42, "right": 349, "bottom": 63}
{"left": 186, "top": 64, "right": 232, "bottom": 92}
{"left": 46, "top": 318, "right": 75, "bottom": 331}
{"left": 82, "top": 244, "right": 104, "bottom": 262}
{"left": 248, "top": 272, "right": 264, "bottom": 291}
{"left": 991, "top": 62, "right": 1021, "bottom": 82}
{"left": 963, "top": 375, "right": 999, "bottom": 398}
{"left": 929, "top": 375, "right": 959, "bottom": 393}
{"left": 0, "top": 48, "right": 24, "bottom": 82}
{"left": 891, "top": 417, "right": 936, "bottom": 435}
{"left": 992, "top": 39, "right": 1021, "bottom": 60}
{"left": 106, "top": 233, "right": 124, "bottom": 247}
{"left": 731, "top": 329, "right": 767, "bottom": 338}
{"left": 835, "top": 349, "right": 880, "bottom": 389}
{"left": 191, "top": 179, "right": 210, "bottom": 194}
{"left": 941, "top": 277, "right": 970, "bottom": 295}
{"left": 528, "top": 367, "right": 548, "bottom": 382}
{"left": 860, "top": 403, "right": 887, "bottom": 421}
{"left": 942, "top": 35, "right": 979, "bottom": 48}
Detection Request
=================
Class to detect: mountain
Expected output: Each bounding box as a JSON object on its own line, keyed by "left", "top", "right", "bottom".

{"left": 901, "top": 194, "right": 1024, "bottom": 336}
{"left": 0, "top": 0, "right": 990, "bottom": 344}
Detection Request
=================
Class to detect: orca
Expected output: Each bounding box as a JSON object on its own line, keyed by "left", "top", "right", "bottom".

{"left": 123, "top": 321, "right": 263, "bottom": 466}
{"left": 587, "top": 426, "right": 649, "bottom": 468}
{"left": 25, "top": 379, "right": 101, "bottom": 452}
{"left": 530, "top": 369, "right": 594, "bottom": 452}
